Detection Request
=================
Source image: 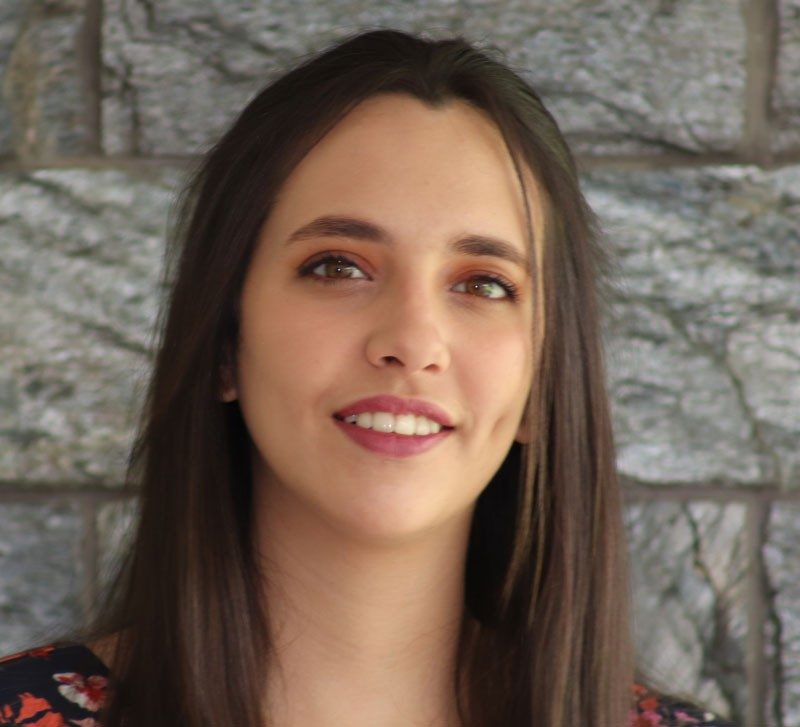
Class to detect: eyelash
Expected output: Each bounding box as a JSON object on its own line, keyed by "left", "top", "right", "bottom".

{"left": 297, "top": 253, "right": 520, "bottom": 302}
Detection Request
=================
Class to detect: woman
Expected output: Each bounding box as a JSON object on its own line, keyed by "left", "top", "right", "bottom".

{"left": 0, "top": 29, "right": 734, "bottom": 727}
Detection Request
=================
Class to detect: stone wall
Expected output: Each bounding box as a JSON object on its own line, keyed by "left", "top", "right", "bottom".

{"left": 1, "top": 2, "right": 798, "bottom": 725}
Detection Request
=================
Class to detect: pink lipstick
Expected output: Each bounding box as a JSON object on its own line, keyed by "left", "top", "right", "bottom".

{"left": 333, "top": 419, "right": 452, "bottom": 457}
{"left": 334, "top": 395, "right": 454, "bottom": 427}
{"left": 333, "top": 395, "right": 455, "bottom": 458}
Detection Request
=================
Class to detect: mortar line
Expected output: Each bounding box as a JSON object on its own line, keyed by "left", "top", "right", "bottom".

{"left": 740, "top": 0, "right": 779, "bottom": 164}
{"left": 576, "top": 150, "right": 800, "bottom": 170}
{"left": 2, "top": 149, "right": 800, "bottom": 175}
{"left": 744, "top": 499, "right": 769, "bottom": 727}
{"left": 2, "top": 483, "right": 798, "bottom": 504}
{"left": 0, "top": 485, "right": 133, "bottom": 501}
{"left": 623, "top": 484, "right": 799, "bottom": 502}
{"left": 77, "top": 0, "right": 104, "bottom": 154}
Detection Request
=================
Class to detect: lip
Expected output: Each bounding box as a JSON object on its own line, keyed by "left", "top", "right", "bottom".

{"left": 333, "top": 418, "right": 453, "bottom": 458}
{"left": 333, "top": 395, "right": 455, "bottom": 428}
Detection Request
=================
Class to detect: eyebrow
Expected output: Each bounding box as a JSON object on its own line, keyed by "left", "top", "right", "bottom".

{"left": 285, "top": 214, "right": 532, "bottom": 274}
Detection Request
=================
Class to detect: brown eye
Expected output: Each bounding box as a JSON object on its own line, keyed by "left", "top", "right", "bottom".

{"left": 453, "top": 275, "right": 519, "bottom": 301}
{"left": 300, "top": 255, "right": 368, "bottom": 281}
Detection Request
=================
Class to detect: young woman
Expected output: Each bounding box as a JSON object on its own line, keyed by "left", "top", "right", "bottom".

{"left": 0, "top": 29, "right": 735, "bottom": 727}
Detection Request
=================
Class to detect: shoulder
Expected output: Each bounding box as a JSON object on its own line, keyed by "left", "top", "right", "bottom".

{"left": 0, "top": 643, "right": 110, "bottom": 725}
{"left": 630, "top": 684, "right": 737, "bottom": 727}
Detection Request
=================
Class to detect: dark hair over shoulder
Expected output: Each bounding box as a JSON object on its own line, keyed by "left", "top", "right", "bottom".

{"left": 80, "top": 28, "right": 634, "bottom": 727}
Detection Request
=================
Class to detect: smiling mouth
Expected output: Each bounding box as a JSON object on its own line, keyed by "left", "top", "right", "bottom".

{"left": 332, "top": 412, "right": 455, "bottom": 437}
{"left": 331, "top": 413, "right": 454, "bottom": 457}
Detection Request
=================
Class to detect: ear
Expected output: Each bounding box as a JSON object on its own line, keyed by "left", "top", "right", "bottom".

{"left": 218, "top": 350, "right": 238, "bottom": 402}
{"left": 219, "top": 381, "right": 237, "bottom": 402}
{"left": 218, "top": 368, "right": 238, "bottom": 402}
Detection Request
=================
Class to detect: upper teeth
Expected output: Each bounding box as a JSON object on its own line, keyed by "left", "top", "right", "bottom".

{"left": 341, "top": 412, "right": 443, "bottom": 436}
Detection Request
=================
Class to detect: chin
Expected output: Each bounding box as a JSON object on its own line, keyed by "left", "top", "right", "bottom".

{"left": 324, "top": 494, "right": 471, "bottom": 547}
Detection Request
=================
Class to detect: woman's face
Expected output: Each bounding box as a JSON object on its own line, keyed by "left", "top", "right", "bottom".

{"left": 231, "top": 93, "right": 538, "bottom": 543}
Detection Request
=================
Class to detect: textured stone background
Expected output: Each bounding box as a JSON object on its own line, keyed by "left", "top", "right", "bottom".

{"left": 1, "top": 2, "right": 798, "bottom": 726}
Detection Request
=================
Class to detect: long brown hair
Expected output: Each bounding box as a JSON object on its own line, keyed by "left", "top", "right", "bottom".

{"left": 80, "top": 29, "right": 634, "bottom": 726}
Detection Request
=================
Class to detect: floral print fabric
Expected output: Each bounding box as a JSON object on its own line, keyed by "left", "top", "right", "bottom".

{"left": 630, "top": 683, "right": 736, "bottom": 726}
{"left": 0, "top": 645, "right": 108, "bottom": 726}
{"left": 1, "top": 643, "right": 735, "bottom": 725}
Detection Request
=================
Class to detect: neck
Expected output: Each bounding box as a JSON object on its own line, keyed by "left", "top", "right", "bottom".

{"left": 253, "top": 477, "right": 473, "bottom": 727}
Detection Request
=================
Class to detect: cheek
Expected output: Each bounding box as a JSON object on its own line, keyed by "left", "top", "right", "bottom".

{"left": 236, "top": 294, "right": 358, "bottom": 408}
{"left": 457, "top": 324, "right": 533, "bottom": 423}
{"left": 269, "top": 302, "right": 362, "bottom": 375}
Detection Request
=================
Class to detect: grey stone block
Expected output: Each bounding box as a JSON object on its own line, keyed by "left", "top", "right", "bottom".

{"left": 626, "top": 500, "right": 746, "bottom": 724}
{"left": 728, "top": 320, "right": 800, "bottom": 489}
{"left": 101, "top": 0, "right": 463, "bottom": 155}
{"left": 101, "top": 0, "right": 746, "bottom": 157}
{"left": 0, "top": 0, "right": 91, "bottom": 160}
{"left": 3, "top": 163, "right": 799, "bottom": 491}
{"left": 0, "top": 167, "right": 184, "bottom": 483}
{"left": 585, "top": 166, "right": 800, "bottom": 487}
{"left": 0, "top": 0, "right": 26, "bottom": 156}
{"left": 763, "top": 502, "right": 800, "bottom": 727}
{"left": 775, "top": 0, "right": 800, "bottom": 153}
{"left": 459, "top": 0, "right": 747, "bottom": 155}
{"left": 0, "top": 499, "right": 83, "bottom": 654}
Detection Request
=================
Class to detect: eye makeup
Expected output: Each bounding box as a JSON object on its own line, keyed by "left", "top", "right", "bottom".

{"left": 297, "top": 252, "right": 520, "bottom": 302}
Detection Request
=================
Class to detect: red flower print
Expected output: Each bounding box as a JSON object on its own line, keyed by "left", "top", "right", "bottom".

{"left": 630, "top": 711, "right": 663, "bottom": 727}
{"left": 17, "top": 693, "right": 53, "bottom": 721}
{"left": 639, "top": 696, "right": 660, "bottom": 711}
{"left": 53, "top": 673, "right": 107, "bottom": 712}
{"left": 0, "top": 692, "right": 66, "bottom": 726}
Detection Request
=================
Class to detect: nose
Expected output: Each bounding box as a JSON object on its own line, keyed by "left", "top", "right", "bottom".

{"left": 364, "top": 284, "right": 451, "bottom": 374}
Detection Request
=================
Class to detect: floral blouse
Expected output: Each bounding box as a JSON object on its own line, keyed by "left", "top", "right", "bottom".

{"left": 0, "top": 644, "right": 108, "bottom": 726}
{"left": 0, "top": 643, "right": 735, "bottom": 725}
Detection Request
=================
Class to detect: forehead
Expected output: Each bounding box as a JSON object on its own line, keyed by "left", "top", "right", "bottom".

{"left": 265, "top": 93, "right": 541, "bottom": 251}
